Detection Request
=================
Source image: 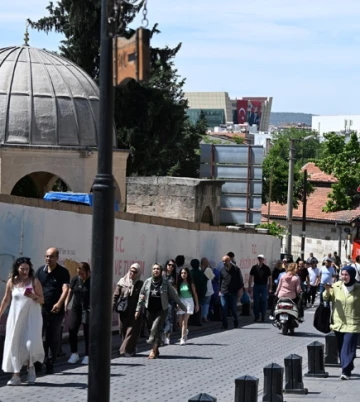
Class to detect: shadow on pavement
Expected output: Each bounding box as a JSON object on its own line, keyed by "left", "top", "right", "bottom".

{"left": 24, "top": 381, "right": 87, "bottom": 388}
{"left": 153, "top": 355, "right": 212, "bottom": 360}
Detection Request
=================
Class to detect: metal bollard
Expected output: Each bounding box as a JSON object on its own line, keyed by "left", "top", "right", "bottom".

{"left": 284, "top": 354, "right": 308, "bottom": 394}
{"left": 305, "top": 341, "right": 328, "bottom": 378}
{"left": 188, "top": 394, "right": 217, "bottom": 402}
{"left": 262, "top": 363, "right": 284, "bottom": 402}
{"left": 324, "top": 333, "right": 341, "bottom": 367}
{"left": 235, "top": 375, "right": 258, "bottom": 402}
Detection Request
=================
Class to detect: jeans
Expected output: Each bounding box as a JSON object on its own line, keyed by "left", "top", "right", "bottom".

{"left": 163, "top": 302, "right": 174, "bottom": 334}
{"left": 319, "top": 284, "right": 325, "bottom": 303}
{"left": 68, "top": 308, "right": 89, "bottom": 355}
{"left": 42, "top": 311, "right": 64, "bottom": 362}
{"left": 200, "top": 295, "right": 211, "bottom": 319}
{"left": 253, "top": 284, "right": 268, "bottom": 319}
{"left": 220, "top": 293, "right": 238, "bottom": 328}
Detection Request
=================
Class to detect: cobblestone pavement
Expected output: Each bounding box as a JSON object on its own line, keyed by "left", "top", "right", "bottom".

{"left": 0, "top": 307, "right": 359, "bottom": 402}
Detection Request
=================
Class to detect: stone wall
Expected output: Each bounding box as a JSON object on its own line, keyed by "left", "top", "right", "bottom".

{"left": 0, "top": 146, "right": 129, "bottom": 211}
{"left": 271, "top": 217, "right": 353, "bottom": 261}
{"left": 126, "top": 177, "right": 224, "bottom": 225}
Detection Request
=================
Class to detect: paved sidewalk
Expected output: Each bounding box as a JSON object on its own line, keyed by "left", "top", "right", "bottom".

{"left": 0, "top": 307, "right": 359, "bottom": 402}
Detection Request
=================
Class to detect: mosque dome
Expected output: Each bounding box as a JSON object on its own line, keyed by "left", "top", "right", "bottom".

{"left": 0, "top": 46, "right": 100, "bottom": 147}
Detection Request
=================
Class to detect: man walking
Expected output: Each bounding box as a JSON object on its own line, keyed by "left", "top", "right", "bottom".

{"left": 219, "top": 255, "right": 244, "bottom": 329}
{"left": 319, "top": 257, "right": 337, "bottom": 303}
{"left": 248, "top": 254, "right": 272, "bottom": 322}
{"left": 35, "top": 247, "right": 70, "bottom": 374}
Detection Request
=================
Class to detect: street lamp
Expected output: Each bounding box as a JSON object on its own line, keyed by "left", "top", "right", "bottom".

{"left": 285, "top": 135, "right": 315, "bottom": 257}
{"left": 88, "top": 1, "right": 146, "bottom": 402}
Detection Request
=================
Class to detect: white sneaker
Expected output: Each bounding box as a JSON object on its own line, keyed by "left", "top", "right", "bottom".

{"left": 26, "top": 366, "right": 36, "bottom": 383}
{"left": 7, "top": 375, "right": 21, "bottom": 386}
{"left": 164, "top": 336, "right": 170, "bottom": 345}
{"left": 340, "top": 374, "right": 350, "bottom": 380}
{"left": 68, "top": 353, "right": 80, "bottom": 364}
{"left": 180, "top": 338, "right": 186, "bottom": 345}
{"left": 269, "top": 315, "right": 275, "bottom": 321}
{"left": 81, "top": 356, "right": 89, "bottom": 365}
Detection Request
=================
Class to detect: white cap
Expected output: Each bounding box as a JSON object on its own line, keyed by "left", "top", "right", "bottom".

{"left": 258, "top": 254, "right": 265, "bottom": 259}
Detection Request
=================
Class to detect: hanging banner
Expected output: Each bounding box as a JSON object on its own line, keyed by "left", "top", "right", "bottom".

{"left": 236, "top": 100, "right": 248, "bottom": 124}
{"left": 352, "top": 239, "right": 360, "bottom": 261}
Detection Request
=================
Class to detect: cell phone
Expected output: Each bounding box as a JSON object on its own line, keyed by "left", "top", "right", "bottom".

{"left": 24, "top": 287, "right": 32, "bottom": 294}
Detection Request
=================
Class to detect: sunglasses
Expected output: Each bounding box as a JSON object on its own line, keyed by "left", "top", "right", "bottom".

{"left": 168, "top": 263, "right": 175, "bottom": 267}
{"left": 130, "top": 270, "right": 137, "bottom": 274}
{"left": 16, "top": 257, "right": 31, "bottom": 264}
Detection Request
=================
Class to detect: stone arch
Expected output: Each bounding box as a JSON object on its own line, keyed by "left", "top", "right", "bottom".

{"left": 201, "top": 206, "right": 214, "bottom": 225}
{"left": 11, "top": 171, "right": 72, "bottom": 199}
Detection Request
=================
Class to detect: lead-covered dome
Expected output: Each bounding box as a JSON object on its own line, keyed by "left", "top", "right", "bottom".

{"left": 0, "top": 46, "right": 100, "bottom": 146}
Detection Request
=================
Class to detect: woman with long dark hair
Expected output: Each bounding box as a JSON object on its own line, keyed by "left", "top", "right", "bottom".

{"left": 162, "top": 259, "right": 177, "bottom": 345}
{"left": 113, "top": 263, "right": 143, "bottom": 357}
{"left": 65, "top": 262, "right": 91, "bottom": 365}
{"left": 177, "top": 267, "right": 199, "bottom": 345}
{"left": 0, "top": 257, "right": 44, "bottom": 385}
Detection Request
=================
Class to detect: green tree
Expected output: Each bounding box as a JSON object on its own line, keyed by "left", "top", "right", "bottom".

{"left": 29, "top": 2, "right": 203, "bottom": 177}
{"left": 263, "top": 128, "right": 318, "bottom": 206}
{"left": 316, "top": 132, "right": 360, "bottom": 211}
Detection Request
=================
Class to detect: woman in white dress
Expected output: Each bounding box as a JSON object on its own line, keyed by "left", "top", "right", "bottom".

{"left": 0, "top": 257, "right": 44, "bottom": 385}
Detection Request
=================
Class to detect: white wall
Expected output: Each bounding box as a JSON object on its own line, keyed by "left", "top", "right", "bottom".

{"left": 0, "top": 202, "right": 281, "bottom": 331}
{"left": 312, "top": 115, "right": 360, "bottom": 137}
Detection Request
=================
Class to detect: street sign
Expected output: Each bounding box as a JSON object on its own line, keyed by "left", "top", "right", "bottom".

{"left": 113, "top": 28, "right": 150, "bottom": 87}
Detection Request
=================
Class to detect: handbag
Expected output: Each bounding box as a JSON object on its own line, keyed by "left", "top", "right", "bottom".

{"left": 82, "top": 309, "right": 90, "bottom": 325}
{"left": 116, "top": 297, "right": 128, "bottom": 313}
{"left": 240, "top": 291, "right": 250, "bottom": 305}
{"left": 313, "top": 303, "right": 331, "bottom": 333}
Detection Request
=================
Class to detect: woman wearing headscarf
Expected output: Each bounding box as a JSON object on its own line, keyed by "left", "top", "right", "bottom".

{"left": 112, "top": 263, "right": 143, "bottom": 357}
{"left": 323, "top": 265, "right": 360, "bottom": 380}
{"left": 135, "top": 263, "right": 186, "bottom": 359}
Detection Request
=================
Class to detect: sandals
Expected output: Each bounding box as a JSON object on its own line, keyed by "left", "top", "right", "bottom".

{"left": 148, "top": 347, "right": 160, "bottom": 359}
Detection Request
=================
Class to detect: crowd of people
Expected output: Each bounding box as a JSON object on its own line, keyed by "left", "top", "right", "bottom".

{"left": 1, "top": 247, "right": 360, "bottom": 384}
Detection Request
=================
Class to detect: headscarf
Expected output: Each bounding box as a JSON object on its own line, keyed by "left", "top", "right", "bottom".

{"left": 118, "top": 263, "right": 141, "bottom": 296}
{"left": 341, "top": 265, "right": 357, "bottom": 287}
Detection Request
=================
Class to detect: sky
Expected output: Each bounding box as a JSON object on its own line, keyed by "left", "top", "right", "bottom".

{"left": 2, "top": 0, "right": 360, "bottom": 114}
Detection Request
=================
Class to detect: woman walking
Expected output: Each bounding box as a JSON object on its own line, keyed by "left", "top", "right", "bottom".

{"left": 162, "top": 259, "right": 177, "bottom": 345}
{"left": 0, "top": 257, "right": 44, "bottom": 385}
{"left": 135, "top": 263, "right": 186, "bottom": 359}
{"left": 177, "top": 267, "right": 199, "bottom": 345}
{"left": 323, "top": 265, "right": 360, "bottom": 380}
{"left": 113, "top": 263, "right": 143, "bottom": 357}
{"left": 65, "top": 262, "right": 91, "bottom": 365}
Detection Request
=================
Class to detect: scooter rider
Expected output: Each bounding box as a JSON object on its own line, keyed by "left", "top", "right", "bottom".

{"left": 270, "top": 263, "right": 303, "bottom": 321}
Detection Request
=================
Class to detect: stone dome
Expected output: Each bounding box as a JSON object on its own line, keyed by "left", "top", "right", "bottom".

{"left": 0, "top": 46, "right": 100, "bottom": 147}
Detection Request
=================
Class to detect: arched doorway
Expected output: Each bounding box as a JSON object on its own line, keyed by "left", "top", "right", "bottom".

{"left": 11, "top": 172, "right": 71, "bottom": 199}
{"left": 201, "top": 206, "right": 214, "bottom": 225}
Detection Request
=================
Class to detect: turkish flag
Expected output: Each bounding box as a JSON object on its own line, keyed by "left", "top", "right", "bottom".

{"left": 237, "top": 100, "right": 248, "bottom": 124}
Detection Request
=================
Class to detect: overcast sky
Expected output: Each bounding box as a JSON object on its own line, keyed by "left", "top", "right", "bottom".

{"left": 2, "top": 0, "right": 360, "bottom": 115}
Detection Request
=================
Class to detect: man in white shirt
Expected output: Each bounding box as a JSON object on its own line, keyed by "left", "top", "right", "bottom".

{"left": 307, "top": 259, "right": 320, "bottom": 307}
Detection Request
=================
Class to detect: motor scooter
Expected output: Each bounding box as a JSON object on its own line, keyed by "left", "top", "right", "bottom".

{"left": 272, "top": 297, "right": 300, "bottom": 335}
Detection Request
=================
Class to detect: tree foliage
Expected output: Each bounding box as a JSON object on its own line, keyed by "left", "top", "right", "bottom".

{"left": 316, "top": 132, "right": 360, "bottom": 211}
{"left": 263, "top": 128, "right": 319, "bottom": 206}
{"left": 29, "top": 2, "right": 204, "bottom": 178}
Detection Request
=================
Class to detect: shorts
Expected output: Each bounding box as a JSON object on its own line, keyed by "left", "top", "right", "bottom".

{"left": 177, "top": 298, "right": 194, "bottom": 315}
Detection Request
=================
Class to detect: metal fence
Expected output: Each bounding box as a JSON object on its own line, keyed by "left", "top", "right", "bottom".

{"left": 200, "top": 144, "right": 264, "bottom": 224}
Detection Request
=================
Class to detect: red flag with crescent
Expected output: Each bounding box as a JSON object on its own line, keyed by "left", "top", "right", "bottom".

{"left": 237, "top": 100, "right": 248, "bottom": 124}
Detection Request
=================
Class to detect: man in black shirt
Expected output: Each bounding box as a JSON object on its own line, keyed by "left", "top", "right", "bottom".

{"left": 248, "top": 254, "right": 272, "bottom": 322}
{"left": 219, "top": 255, "right": 244, "bottom": 329}
{"left": 35, "top": 247, "right": 70, "bottom": 374}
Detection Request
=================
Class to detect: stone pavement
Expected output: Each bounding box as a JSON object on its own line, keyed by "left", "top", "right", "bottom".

{"left": 0, "top": 307, "right": 359, "bottom": 402}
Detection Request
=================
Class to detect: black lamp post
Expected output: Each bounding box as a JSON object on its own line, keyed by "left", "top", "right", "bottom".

{"left": 88, "top": 1, "right": 146, "bottom": 401}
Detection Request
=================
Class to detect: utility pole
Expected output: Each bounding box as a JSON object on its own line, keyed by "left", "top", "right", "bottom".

{"left": 300, "top": 169, "right": 307, "bottom": 260}
{"left": 285, "top": 139, "right": 295, "bottom": 256}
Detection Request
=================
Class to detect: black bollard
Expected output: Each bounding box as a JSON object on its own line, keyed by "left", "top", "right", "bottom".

{"left": 188, "top": 394, "right": 217, "bottom": 402}
{"left": 284, "top": 354, "right": 308, "bottom": 394}
{"left": 324, "top": 333, "right": 341, "bottom": 367}
{"left": 305, "top": 341, "right": 329, "bottom": 378}
{"left": 235, "top": 375, "right": 258, "bottom": 402}
{"left": 262, "top": 363, "right": 284, "bottom": 402}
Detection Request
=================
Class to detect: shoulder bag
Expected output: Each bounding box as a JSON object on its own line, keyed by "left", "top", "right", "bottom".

{"left": 116, "top": 297, "right": 129, "bottom": 313}
{"left": 313, "top": 303, "right": 331, "bottom": 334}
